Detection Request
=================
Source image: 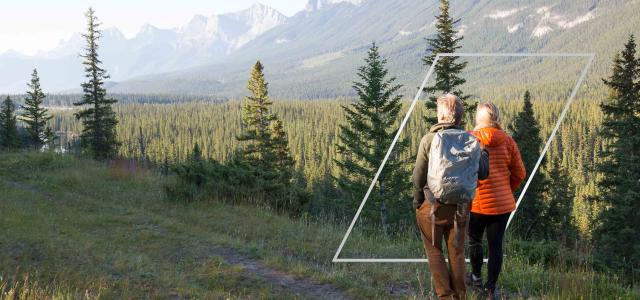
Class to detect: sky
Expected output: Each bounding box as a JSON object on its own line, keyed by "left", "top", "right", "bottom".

{"left": 0, "top": 0, "right": 307, "bottom": 55}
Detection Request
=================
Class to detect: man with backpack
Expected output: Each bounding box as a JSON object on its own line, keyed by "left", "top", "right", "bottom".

{"left": 413, "top": 94, "right": 489, "bottom": 300}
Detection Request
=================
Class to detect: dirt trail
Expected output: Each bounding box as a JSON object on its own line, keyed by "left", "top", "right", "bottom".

{"left": 1, "top": 179, "right": 46, "bottom": 194}
{"left": 210, "top": 246, "right": 352, "bottom": 300}
{"left": 1, "top": 178, "right": 353, "bottom": 300}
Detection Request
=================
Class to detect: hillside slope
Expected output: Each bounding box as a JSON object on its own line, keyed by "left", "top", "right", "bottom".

{"left": 0, "top": 152, "right": 637, "bottom": 299}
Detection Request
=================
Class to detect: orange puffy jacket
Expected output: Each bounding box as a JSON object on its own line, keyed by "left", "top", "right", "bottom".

{"left": 471, "top": 127, "right": 526, "bottom": 215}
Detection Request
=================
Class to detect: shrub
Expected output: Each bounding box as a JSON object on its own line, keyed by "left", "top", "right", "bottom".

{"left": 164, "top": 146, "right": 309, "bottom": 216}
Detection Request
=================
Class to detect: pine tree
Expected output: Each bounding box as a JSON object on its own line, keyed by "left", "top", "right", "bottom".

{"left": 423, "top": 0, "right": 473, "bottom": 125}
{"left": 20, "top": 69, "right": 53, "bottom": 149}
{"left": 335, "top": 43, "right": 410, "bottom": 234}
{"left": 0, "top": 96, "right": 20, "bottom": 149}
{"left": 271, "top": 119, "right": 295, "bottom": 188}
{"left": 238, "top": 61, "right": 295, "bottom": 201}
{"left": 43, "top": 127, "right": 54, "bottom": 149}
{"left": 271, "top": 118, "right": 300, "bottom": 210}
{"left": 545, "top": 160, "right": 576, "bottom": 245}
{"left": 508, "top": 90, "right": 549, "bottom": 240}
{"left": 74, "top": 7, "right": 120, "bottom": 160}
{"left": 168, "top": 143, "right": 207, "bottom": 201}
{"left": 238, "top": 60, "right": 277, "bottom": 189}
{"left": 188, "top": 143, "right": 205, "bottom": 188}
{"left": 592, "top": 35, "right": 640, "bottom": 278}
{"left": 191, "top": 142, "right": 202, "bottom": 161}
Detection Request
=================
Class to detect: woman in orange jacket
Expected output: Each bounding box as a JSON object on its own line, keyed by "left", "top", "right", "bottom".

{"left": 466, "top": 102, "right": 526, "bottom": 299}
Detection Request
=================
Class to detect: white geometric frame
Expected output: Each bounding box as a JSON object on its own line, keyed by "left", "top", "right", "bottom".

{"left": 333, "top": 52, "right": 595, "bottom": 263}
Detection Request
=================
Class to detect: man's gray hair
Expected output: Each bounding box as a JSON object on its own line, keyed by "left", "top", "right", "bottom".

{"left": 436, "top": 93, "right": 464, "bottom": 125}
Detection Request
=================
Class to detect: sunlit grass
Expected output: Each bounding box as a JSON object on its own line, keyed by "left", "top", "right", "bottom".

{"left": 0, "top": 152, "right": 637, "bottom": 299}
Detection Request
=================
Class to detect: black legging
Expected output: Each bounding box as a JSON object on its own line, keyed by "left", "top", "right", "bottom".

{"left": 468, "top": 212, "right": 510, "bottom": 290}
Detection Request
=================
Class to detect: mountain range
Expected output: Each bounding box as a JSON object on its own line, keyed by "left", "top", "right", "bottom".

{"left": 0, "top": 2, "right": 289, "bottom": 93}
{"left": 1, "top": 0, "right": 639, "bottom": 99}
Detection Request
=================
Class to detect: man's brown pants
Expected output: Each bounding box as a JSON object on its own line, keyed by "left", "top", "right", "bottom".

{"left": 416, "top": 201, "right": 467, "bottom": 300}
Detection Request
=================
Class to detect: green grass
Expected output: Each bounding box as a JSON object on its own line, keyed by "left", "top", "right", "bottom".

{"left": 0, "top": 152, "right": 637, "bottom": 299}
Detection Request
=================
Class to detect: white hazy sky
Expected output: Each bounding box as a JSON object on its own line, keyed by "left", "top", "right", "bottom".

{"left": 0, "top": 0, "right": 306, "bottom": 55}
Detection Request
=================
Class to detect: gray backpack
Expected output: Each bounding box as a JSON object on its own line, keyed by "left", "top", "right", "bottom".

{"left": 424, "top": 128, "right": 481, "bottom": 205}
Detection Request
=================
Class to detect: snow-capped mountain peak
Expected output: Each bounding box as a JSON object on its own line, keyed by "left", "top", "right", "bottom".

{"left": 177, "top": 4, "right": 285, "bottom": 52}
{"left": 305, "top": 0, "right": 365, "bottom": 11}
{"left": 181, "top": 15, "right": 209, "bottom": 36}
{"left": 102, "top": 27, "right": 126, "bottom": 40}
{"left": 138, "top": 24, "right": 161, "bottom": 35}
{"left": 229, "top": 2, "right": 287, "bottom": 50}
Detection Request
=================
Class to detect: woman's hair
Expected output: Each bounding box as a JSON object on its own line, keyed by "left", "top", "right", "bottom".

{"left": 476, "top": 102, "right": 501, "bottom": 129}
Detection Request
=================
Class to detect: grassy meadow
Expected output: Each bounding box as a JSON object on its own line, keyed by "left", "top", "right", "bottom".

{"left": 0, "top": 152, "right": 637, "bottom": 299}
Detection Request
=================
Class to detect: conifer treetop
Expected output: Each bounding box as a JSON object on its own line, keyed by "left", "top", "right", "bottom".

{"left": 335, "top": 42, "right": 410, "bottom": 232}
{"left": 73, "top": 7, "right": 120, "bottom": 160}
{"left": 20, "top": 68, "right": 53, "bottom": 148}
{"left": 593, "top": 34, "right": 640, "bottom": 278}
{"left": 422, "top": 0, "right": 471, "bottom": 125}
{"left": 0, "top": 96, "right": 20, "bottom": 149}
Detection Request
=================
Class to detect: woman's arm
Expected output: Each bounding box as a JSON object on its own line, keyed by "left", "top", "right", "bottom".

{"left": 508, "top": 138, "right": 527, "bottom": 191}
{"left": 478, "top": 148, "right": 490, "bottom": 180}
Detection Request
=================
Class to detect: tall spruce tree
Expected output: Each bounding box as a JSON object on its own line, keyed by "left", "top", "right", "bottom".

{"left": 545, "top": 160, "right": 576, "bottom": 245}
{"left": 423, "top": 0, "right": 473, "bottom": 125}
{"left": 0, "top": 96, "right": 20, "bottom": 149}
{"left": 20, "top": 69, "right": 53, "bottom": 149}
{"left": 592, "top": 35, "right": 640, "bottom": 278}
{"left": 508, "top": 90, "right": 549, "bottom": 240}
{"left": 74, "top": 7, "right": 120, "bottom": 160}
{"left": 238, "top": 61, "right": 295, "bottom": 202}
{"left": 335, "top": 43, "right": 410, "bottom": 234}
